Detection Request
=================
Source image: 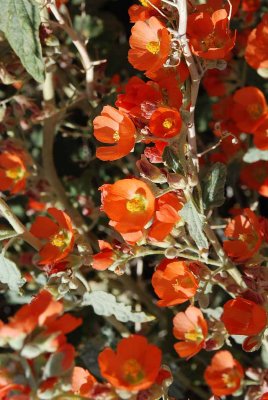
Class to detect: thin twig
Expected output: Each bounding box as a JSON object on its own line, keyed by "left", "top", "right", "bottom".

{"left": 47, "top": 0, "right": 94, "bottom": 98}
{"left": 0, "top": 198, "right": 41, "bottom": 250}
{"left": 40, "top": 6, "right": 92, "bottom": 245}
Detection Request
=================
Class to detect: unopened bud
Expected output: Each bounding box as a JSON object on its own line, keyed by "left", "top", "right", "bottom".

{"left": 167, "top": 173, "right": 187, "bottom": 189}
{"left": 137, "top": 155, "right": 167, "bottom": 183}
{"left": 165, "top": 247, "right": 179, "bottom": 259}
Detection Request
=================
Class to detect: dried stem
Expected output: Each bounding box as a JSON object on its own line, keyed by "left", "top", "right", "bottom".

{"left": 47, "top": 0, "right": 94, "bottom": 97}
{"left": 0, "top": 198, "right": 41, "bottom": 251}
{"left": 41, "top": 6, "right": 92, "bottom": 243}
{"left": 175, "top": 0, "right": 200, "bottom": 169}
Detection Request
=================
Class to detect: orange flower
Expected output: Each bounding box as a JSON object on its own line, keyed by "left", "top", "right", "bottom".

{"left": 30, "top": 207, "right": 74, "bottom": 266}
{"left": 93, "top": 106, "right": 136, "bottom": 161}
{"left": 149, "top": 192, "right": 183, "bottom": 241}
{"left": 98, "top": 335, "right": 162, "bottom": 391}
{"left": 261, "top": 394, "right": 268, "bottom": 400}
{"left": 0, "top": 151, "right": 27, "bottom": 194}
{"left": 149, "top": 107, "right": 182, "bottom": 139}
{"left": 72, "top": 367, "right": 97, "bottom": 397}
{"left": 116, "top": 76, "right": 162, "bottom": 121}
{"left": 240, "top": 161, "right": 268, "bottom": 197}
{"left": 221, "top": 297, "right": 267, "bottom": 336}
{"left": 146, "top": 61, "right": 189, "bottom": 83}
{"left": 204, "top": 351, "right": 244, "bottom": 396}
{"left": 223, "top": 208, "right": 262, "bottom": 262}
{"left": 92, "top": 240, "right": 115, "bottom": 271}
{"left": 254, "top": 116, "right": 268, "bottom": 150}
{"left": 231, "top": 87, "right": 268, "bottom": 133}
{"left": 100, "top": 178, "right": 155, "bottom": 235}
{"left": 128, "top": 0, "right": 161, "bottom": 22}
{"left": 242, "top": 0, "right": 260, "bottom": 12}
{"left": 173, "top": 306, "right": 208, "bottom": 359}
{"left": 245, "top": 14, "right": 268, "bottom": 71}
{"left": 0, "top": 290, "right": 81, "bottom": 344}
{"left": 152, "top": 259, "right": 198, "bottom": 307}
{"left": 212, "top": 95, "right": 240, "bottom": 136}
{"left": 128, "top": 17, "right": 171, "bottom": 75}
{"left": 187, "top": 9, "right": 235, "bottom": 59}
{"left": 195, "top": 0, "right": 240, "bottom": 17}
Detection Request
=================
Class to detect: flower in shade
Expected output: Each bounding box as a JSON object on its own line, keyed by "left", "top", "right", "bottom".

{"left": 231, "top": 86, "right": 268, "bottom": 133}
{"left": 223, "top": 208, "right": 262, "bottom": 262}
{"left": 30, "top": 207, "right": 74, "bottom": 266}
{"left": 187, "top": 9, "right": 236, "bottom": 60}
{"left": 240, "top": 161, "right": 268, "bottom": 197}
{"left": 245, "top": 13, "right": 268, "bottom": 71}
{"left": 221, "top": 297, "right": 267, "bottom": 336}
{"left": 128, "top": 0, "right": 161, "bottom": 22}
{"left": 149, "top": 107, "right": 182, "bottom": 139}
{"left": 151, "top": 259, "right": 198, "bottom": 307}
{"left": 100, "top": 178, "right": 155, "bottom": 236}
{"left": 116, "top": 76, "right": 162, "bottom": 121}
{"left": 173, "top": 306, "right": 208, "bottom": 359}
{"left": 204, "top": 351, "right": 244, "bottom": 396}
{"left": 98, "top": 335, "right": 162, "bottom": 391}
{"left": 0, "top": 151, "right": 27, "bottom": 194}
{"left": 93, "top": 106, "right": 136, "bottom": 161}
{"left": 128, "top": 17, "right": 171, "bottom": 75}
{"left": 254, "top": 117, "right": 268, "bottom": 150}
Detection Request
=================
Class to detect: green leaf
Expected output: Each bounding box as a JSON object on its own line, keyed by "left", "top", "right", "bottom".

{"left": 202, "top": 162, "right": 226, "bottom": 209}
{"left": 163, "top": 147, "right": 184, "bottom": 174}
{"left": 179, "top": 201, "right": 209, "bottom": 250}
{"left": 0, "top": 254, "right": 25, "bottom": 292}
{"left": 243, "top": 147, "right": 268, "bottom": 163}
{"left": 82, "top": 291, "right": 154, "bottom": 323}
{"left": 0, "top": 0, "right": 45, "bottom": 82}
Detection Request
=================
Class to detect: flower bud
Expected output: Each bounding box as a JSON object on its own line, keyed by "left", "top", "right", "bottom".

{"left": 136, "top": 155, "right": 167, "bottom": 183}
{"left": 167, "top": 172, "right": 187, "bottom": 189}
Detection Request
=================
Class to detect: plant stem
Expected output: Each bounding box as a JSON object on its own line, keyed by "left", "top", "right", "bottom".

{"left": 40, "top": 6, "right": 92, "bottom": 245}
{"left": 0, "top": 198, "right": 41, "bottom": 250}
{"left": 175, "top": 0, "right": 200, "bottom": 169}
{"left": 48, "top": 0, "right": 94, "bottom": 98}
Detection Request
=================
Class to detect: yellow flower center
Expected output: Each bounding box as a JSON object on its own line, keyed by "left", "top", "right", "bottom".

{"left": 172, "top": 279, "right": 181, "bottom": 292}
{"left": 113, "top": 131, "right": 120, "bottom": 142}
{"left": 146, "top": 41, "right": 160, "bottom": 54}
{"left": 122, "top": 359, "right": 144, "bottom": 385}
{"left": 163, "top": 118, "right": 173, "bottom": 130}
{"left": 50, "top": 230, "right": 69, "bottom": 248}
{"left": 5, "top": 167, "right": 25, "bottom": 181}
{"left": 126, "top": 194, "right": 148, "bottom": 213}
{"left": 247, "top": 103, "right": 263, "bottom": 119}
{"left": 184, "top": 328, "right": 204, "bottom": 343}
{"left": 140, "top": 0, "right": 149, "bottom": 6}
{"left": 222, "top": 370, "right": 239, "bottom": 388}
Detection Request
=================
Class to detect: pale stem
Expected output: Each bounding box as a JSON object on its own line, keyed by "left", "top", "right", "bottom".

{"left": 41, "top": 6, "right": 92, "bottom": 243}
{"left": 0, "top": 198, "right": 41, "bottom": 251}
{"left": 48, "top": 0, "right": 94, "bottom": 97}
{"left": 175, "top": 0, "right": 200, "bottom": 169}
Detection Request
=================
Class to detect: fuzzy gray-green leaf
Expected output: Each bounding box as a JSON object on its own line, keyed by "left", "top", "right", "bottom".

{"left": 179, "top": 201, "right": 209, "bottom": 250}
{"left": 0, "top": 0, "right": 45, "bottom": 82}
{"left": 0, "top": 254, "right": 25, "bottom": 292}
{"left": 202, "top": 162, "right": 226, "bottom": 209}
{"left": 82, "top": 291, "right": 153, "bottom": 323}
